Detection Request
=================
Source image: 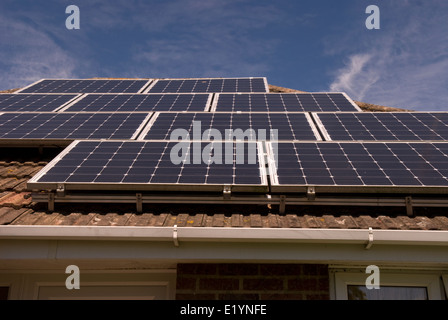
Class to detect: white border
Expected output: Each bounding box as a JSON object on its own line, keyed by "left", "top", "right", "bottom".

{"left": 142, "top": 77, "right": 269, "bottom": 94}
{"left": 257, "top": 141, "right": 268, "bottom": 187}
{"left": 0, "top": 270, "right": 176, "bottom": 300}
{"left": 55, "top": 92, "right": 213, "bottom": 113}
{"left": 14, "top": 79, "right": 152, "bottom": 94}
{"left": 54, "top": 94, "right": 87, "bottom": 112}
{"left": 332, "top": 269, "right": 444, "bottom": 300}
{"left": 310, "top": 113, "right": 332, "bottom": 141}
{"left": 14, "top": 79, "right": 45, "bottom": 93}
{"left": 305, "top": 112, "right": 323, "bottom": 141}
{"left": 341, "top": 92, "right": 363, "bottom": 111}
{"left": 265, "top": 141, "right": 279, "bottom": 185}
{"left": 137, "top": 80, "right": 154, "bottom": 93}
{"left": 130, "top": 113, "right": 154, "bottom": 140}
{"left": 28, "top": 140, "right": 81, "bottom": 184}
{"left": 136, "top": 112, "right": 160, "bottom": 140}
{"left": 211, "top": 92, "right": 363, "bottom": 113}
{"left": 27, "top": 140, "right": 269, "bottom": 193}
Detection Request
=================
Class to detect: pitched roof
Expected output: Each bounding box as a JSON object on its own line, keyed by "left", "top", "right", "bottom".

{"left": 0, "top": 82, "right": 446, "bottom": 231}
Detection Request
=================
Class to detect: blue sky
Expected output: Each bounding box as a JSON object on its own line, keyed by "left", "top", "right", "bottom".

{"left": 1, "top": 0, "right": 447, "bottom": 111}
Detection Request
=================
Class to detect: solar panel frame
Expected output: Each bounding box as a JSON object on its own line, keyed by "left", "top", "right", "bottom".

{"left": 0, "top": 112, "right": 153, "bottom": 143}
{"left": 0, "top": 93, "right": 81, "bottom": 112}
{"left": 313, "top": 112, "right": 448, "bottom": 142}
{"left": 137, "top": 112, "right": 322, "bottom": 142}
{"left": 28, "top": 140, "right": 269, "bottom": 193}
{"left": 267, "top": 141, "right": 448, "bottom": 194}
{"left": 60, "top": 93, "right": 214, "bottom": 113}
{"left": 16, "top": 79, "right": 153, "bottom": 94}
{"left": 144, "top": 77, "right": 269, "bottom": 93}
{"left": 211, "top": 92, "right": 362, "bottom": 113}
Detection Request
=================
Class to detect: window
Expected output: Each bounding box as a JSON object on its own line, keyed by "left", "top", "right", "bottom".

{"left": 347, "top": 285, "right": 428, "bottom": 300}
{"left": 332, "top": 269, "right": 446, "bottom": 300}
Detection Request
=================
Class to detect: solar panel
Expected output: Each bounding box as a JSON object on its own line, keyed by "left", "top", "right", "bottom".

{"left": 0, "top": 94, "right": 79, "bottom": 112}
{"left": 212, "top": 93, "right": 361, "bottom": 112}
{"left": 28, "top": 140, "right": 268, "bottom": 192}
{"left": 64, "top": 93, "right": 212, "bottom": 112}
{"left": 315, "top": 112, "right": 448, "bottom": 141}
{"left": 0, "top": 113, "right": 151, "bottom": 140}
{"left": 19, "top": 79, "right": 150, "bottom": 94}
{"left": 146, "top": 78, "right": 269, "bottom": 93}
{"left": 140, "top": 112, "right": 321, "bottom": 141}
{"left": 268, "top": 142, "right": 448, "bottom": 193}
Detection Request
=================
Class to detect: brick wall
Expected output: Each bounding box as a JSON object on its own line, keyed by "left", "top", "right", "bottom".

{"left": 176, "top": 263, "right": 330, "bottom": 300}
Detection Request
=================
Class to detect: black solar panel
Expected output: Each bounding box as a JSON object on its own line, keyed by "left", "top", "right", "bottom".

{"left": 315, "top": 112, "right": 448, "bottom": 141}
{"left": 0, "top": 113, "right": 150, "bottom": 140}
{"left": 147, "top": 78, "right": 268, "bottom": 93}
{"left": 213, "top": 93, "right": 360, "bottom": 112}
{"left": 29, "top": 140, "right": 267, "bottom": 191}
{"left": 20, "top": 79, "right": 150, "bottom": 94}
{"left": 0, "top": 94, "right": 78, "bottom": 112}
{"left": 65, "top": 94, "right": 211, "bottom": 112}
{"left": 142, "top": 112, "right": 320, "bottom": 141}
{"left": 269, "top": 142, "right": 448, "bottom": 191}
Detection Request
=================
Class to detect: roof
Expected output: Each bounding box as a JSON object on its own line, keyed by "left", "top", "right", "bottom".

{"left": 1, "top": 147, "right": 448, "bottom": 231}
{"left": 0, "top": 82, "right": 447, "bottom": 231}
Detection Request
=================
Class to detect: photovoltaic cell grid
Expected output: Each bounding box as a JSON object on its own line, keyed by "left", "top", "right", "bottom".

{"left": 0, "top": 113, "right": 149, "bottom": 140}
{"left": 31, "top": 140, "right": 265, "bottom": 188}
{"left": 0, "top": 94, "right": 78, "bottom": 112}
{"left": 316, "top": 112, "right": 448, "bottom": 141}
{"left": 65, "top": 94, "right": 210, "bottom": 112}
{"left": 270, "top": 142, "right": 448, "bottom": 189}
{"left": 147, "top": 78, "right": 268, "bottom": 93}
{"left": 143, "top": 112, "right": 319, "bottom": 141}
{"left": 20, "top": 79, "right": 149, "bottom": 94}
{"left": 214, "top": 93, "right": 359, "bottom": 112}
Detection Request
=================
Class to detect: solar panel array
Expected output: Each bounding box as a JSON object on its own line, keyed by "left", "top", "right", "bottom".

{"left": 146, "top": 78, "right": 268, "bottom": 93}
{"left": 64, "top": 93, "right": 211, "bottom": 112}
{"left": 0, "top": 113, "right": 150, "bottom": 140}
{"left": 32, "top": 140, "right": 267, "bottom": 191}
{"left": 141, "top": 112, "right": 319, "bottom": 141}
{"left": 213, "top": 93, "right": 360, "bottom": 112}
{"left": 269, "top": 142, "right": 448, "bottom": 192}
{"left": 6, "top": 77, "right": 446, "bottom": 201}
{"left": 19, "top": 79, "right": 150, "bottom": 94}
{"left": 315, "top": 112, "right": 448, "bottom": 141}
{"left": 0, "top": 94, "right": 79, "bottom": 112}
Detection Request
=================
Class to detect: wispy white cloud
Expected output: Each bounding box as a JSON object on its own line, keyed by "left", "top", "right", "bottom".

{"left": 329, "top": 54, "right": 378, "bottom": 101}
{"left": 328, "top": 1, "right": 448, "bottom": 111}
{"left": 0, "top": 14, "right": 79, "bottom": 90}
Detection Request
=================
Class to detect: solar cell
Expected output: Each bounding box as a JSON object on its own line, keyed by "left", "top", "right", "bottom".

{"left": 268, "top": 142, "right": 448, "bottom": 192}
{"left": 0, "top": 94, "right": 79, "bottom": 112}
{"left": 28, "top": 140, "right": 267, "bottom": 192}
{"left": 0, "top": 113, "right": 151, "bottom": 140}
{"left": 19, "top": 79, "right": 150, "bottom": 94}
{"left": 315, "top": 112, "right": 448, "bottom": 141}
{"left": 140, "top": 112, "right": 320, "bottom": 141}
{"left": 213, "top": 93, "right": 361, "bottom": 112}
{"left": 146, "top": 78, "right": 268, "bottom": 93}
{"left": 64, "top": 93, "right": 212, "bottom": 112}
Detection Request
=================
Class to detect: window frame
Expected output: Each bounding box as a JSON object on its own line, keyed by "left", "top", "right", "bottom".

{"left": 332, "top": 269, "right": 444, "bottom": 300}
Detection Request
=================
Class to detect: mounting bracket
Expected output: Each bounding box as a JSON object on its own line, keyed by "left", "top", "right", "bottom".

{"left": 279, "top": 195, "right": 286, "bottom": 214}
{"left": 136, "top": 193, "right": 143, "bottom": 213}
{"left": 307, "top": 186, "right": 316, "bottom": 201}
{"left": 56, "top": 184, "right": 65, "bottom": 197}
{"left": 223, "top": 185, "right": 231, "bottom": 200}
{"left": 48, "top": 193, "right": 55, "bottom": 212}
{"left": 405, "top": 196, "right": 413, "bottom": 217}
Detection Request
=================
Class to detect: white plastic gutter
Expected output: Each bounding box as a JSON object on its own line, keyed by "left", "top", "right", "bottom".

{"left": 1, "top": 225, "right": 448, "bottom": 248}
